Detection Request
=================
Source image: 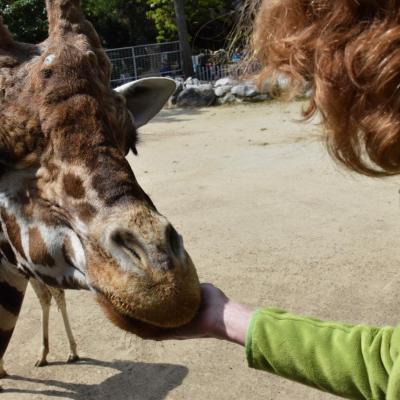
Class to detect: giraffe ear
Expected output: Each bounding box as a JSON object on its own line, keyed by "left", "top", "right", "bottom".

{"left": 114, "top": 78, "right": 176, "bottom": 128}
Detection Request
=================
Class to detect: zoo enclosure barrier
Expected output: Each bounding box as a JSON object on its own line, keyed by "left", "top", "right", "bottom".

{"left": 106, "top": 41, "right": 183, "bottom": 87}
{"left": 194, "top": 64, "right": 231, "bottom": 82}
{"left": 106, "top": 41, "right": 257, "bottom": 86}
{"left": 194, "top": 63, "right": 260, "bottom": 82}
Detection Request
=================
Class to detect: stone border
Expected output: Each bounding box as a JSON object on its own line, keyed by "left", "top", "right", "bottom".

{"left": 169, "top": 76, "right": 309, "bottom": 108}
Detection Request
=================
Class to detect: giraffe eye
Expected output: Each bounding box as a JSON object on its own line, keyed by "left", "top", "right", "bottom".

{"left": 42, "top": 69, "right": 53, "bottom": 79}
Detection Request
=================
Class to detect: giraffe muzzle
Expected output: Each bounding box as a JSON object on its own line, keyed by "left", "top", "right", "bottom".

{"left": 86, "top": 212, "right": 201, "bottom": 330}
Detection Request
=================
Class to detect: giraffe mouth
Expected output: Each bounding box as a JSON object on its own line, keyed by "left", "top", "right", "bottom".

{"left": 96, "top": 292, "right": 177, "bottom": 339}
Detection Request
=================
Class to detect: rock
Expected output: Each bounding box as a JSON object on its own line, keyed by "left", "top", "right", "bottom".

{"left": 214, "top": 85, "right": 232, "bottom": 97}
{"left": 231, "top": 84, "right": 259, "bottom": 98}
{"left": 185, "top": 77, "right": 200, "bottom": 87}
{"left": 170, "top": 82, "right": 184, "bottom": 105}
{"left": 175, "top": 82, "right": 184, "bottom": 94}
{"left": 218, "top": 93, "right": 238, "bottom": 105}
{"left": 176, "top": 87, "right": 216, "bottom": 108}
{"left": 276, "top": 74, "right": 290, "bottom": 91}
{"left": 186, "top": 82, "right": 213, "bottom": 90}
{"left": 215, "top": 77, "right": 237, "bottom": 87}
{"left": 263, "top": 73, "right": 290, "bottom": 95}
{"left": 197, "top": 83, "right": 214, "bottom": 91}
{"left": 170, "top": 78, "right": 273, "bottom": 107}
{"left": 243, "top": 94, "right": 270, "bottom": 103}
{"left": 304, "top": 89, "right": 313, "bottom": 99}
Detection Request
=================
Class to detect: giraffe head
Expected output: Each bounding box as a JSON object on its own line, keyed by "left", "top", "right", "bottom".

{"left": 0, "top": 0, "right": 200, "bottom": 334}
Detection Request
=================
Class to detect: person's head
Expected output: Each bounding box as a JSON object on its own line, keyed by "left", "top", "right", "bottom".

{"left": 252, "top": 0, "right": 400, "bottom": 176}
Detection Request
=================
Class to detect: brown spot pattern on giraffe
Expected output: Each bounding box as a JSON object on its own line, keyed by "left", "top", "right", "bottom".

{"left": 13, "top": 188, "right": 34, "bottom": 220}
{"left": 28, "top": 227, "right": 55, "bottom": 267}
{"left": 21, "top": 201, "right": 34, "bottom": 220}
{"left": 77, "top": 202, "right": 97, "bottom": 223}
{"left": 0, "top": 209, "right": 26, "bottom": 259}
{"left": 91, "top": 160, "right": 145, "bottom": 206}
{"left": 63, "top": 173, "right": 85, "bottom": 199}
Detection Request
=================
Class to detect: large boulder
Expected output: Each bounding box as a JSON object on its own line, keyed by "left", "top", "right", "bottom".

{"left": 243, "top": 94, "right": 270, "bottom": 103}
{"left": 170, "top": 81, "right": 184, "bottom": 105}
{"left": 215, "top": 77, "right": 237, "bottom": 87}
{"left": 276, "top": 74, "right": 290, "bottom": 91}
{"left": 197, "top": 83, "right": 214, "bottom": 91}
{"left": 218, "top": 93, "right": 238, "bottom": 105}
{"left": 214, "top": 85, "right": 232, "bottom": 97}
{"left": 231, "top": 83, "right": 259, "bottom": 98}
{"left": 176, "top": 85, "right": 216, "bottom": 107}
{"left": 263, "top": 73, "right": 290, "bottom": 95}
{"left": 185, "top": 77, "right": 200, "bottom": 87}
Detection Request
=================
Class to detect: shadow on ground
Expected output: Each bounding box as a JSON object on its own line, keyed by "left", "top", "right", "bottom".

{"left": 150, "top": 107, "right": 205, "bottom": 124}
{"left": 2, "top": 358, "right": 188, "bottom": 400}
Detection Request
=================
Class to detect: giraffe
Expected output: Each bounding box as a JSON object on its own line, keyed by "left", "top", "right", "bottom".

{"left": 0, "top": 0, "right": 201, "bottom": 386}
{"left": 0, "top": 76, "right": 182, "bottom": 374}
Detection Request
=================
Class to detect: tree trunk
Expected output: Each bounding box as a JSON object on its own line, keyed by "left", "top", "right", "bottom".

{"left": 173, "top": 0, "right": 194, "bottom": 78}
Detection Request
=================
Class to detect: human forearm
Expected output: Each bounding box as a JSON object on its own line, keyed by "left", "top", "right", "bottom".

{"left": 217, "top": 300, "right": 253, "bottom": 345}
{"left": 246, "top": 309, "right": 393, "bottom": 399}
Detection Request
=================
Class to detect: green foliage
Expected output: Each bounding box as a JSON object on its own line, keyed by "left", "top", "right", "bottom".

{"left": 147, "top": 0, "right": 177, "bottom": 42}
{"left": 0, "top": 0, "right": 157, "bottom": 47}
{"left": 0, "top": 0, "right": 47, "bottom": 43}
{"left": 0, "top": 0, "right": 236, "bottom": 49}
{"left": 147, "top": 0, "right": 237, "bottom": 49}
{"left": 82, "top": 0, "right": 157, "bottom": 47}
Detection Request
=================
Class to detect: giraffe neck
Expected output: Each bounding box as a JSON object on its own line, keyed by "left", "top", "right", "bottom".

{"left": 0, "top": 168, "right": 88, "bottom": 290}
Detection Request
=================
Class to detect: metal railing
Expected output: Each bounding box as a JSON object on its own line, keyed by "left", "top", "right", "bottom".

{"left": 106, "top": 41, "right": 183, "bottom": 87}
{"left": 194, "top": 62, "right": 259, "bottom": 83}
{"left": 106, "top": 41, "right": 259, "bottom": 86}
{"left": 194, "top": 64, "right": 230, "bottom": 82}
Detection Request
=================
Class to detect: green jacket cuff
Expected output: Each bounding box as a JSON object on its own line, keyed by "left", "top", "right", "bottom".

{"left": 245, "top": 308, "right": 261, "bottom": 369}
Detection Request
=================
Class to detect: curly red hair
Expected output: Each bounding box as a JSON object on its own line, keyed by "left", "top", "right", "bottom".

{"left": 253, "top": 0, "right": 400, "bottom": 176}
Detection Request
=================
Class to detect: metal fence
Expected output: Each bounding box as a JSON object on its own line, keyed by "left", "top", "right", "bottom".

{"left": 194, "top": 64, "right": 230, "bottom": 82}
{"left": 106, "top": 40, "right": 257, "bottom": 86}
{"left": 106, "top": 41, "right": 183, "bottom": 87}
{"left": 195, "top": 62, "right": 260, "bottom": 83}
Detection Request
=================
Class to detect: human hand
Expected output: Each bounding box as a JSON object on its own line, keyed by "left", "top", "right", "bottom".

{"left": 149, "top": 283, "right": 253, "bottom": 345}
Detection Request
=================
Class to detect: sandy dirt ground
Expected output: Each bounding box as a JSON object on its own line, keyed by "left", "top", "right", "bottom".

{"left": 2, "top": 101, "right": 400, "bottom": 400}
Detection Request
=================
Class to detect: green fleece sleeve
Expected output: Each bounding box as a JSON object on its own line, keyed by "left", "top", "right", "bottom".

{"left": 246, "top": 308, "right": 396, "bottom": 400}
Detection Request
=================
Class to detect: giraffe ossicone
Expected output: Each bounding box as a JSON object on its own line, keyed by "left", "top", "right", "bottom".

{"left": 0, "top": 0, "right": 201, "bottom": 373}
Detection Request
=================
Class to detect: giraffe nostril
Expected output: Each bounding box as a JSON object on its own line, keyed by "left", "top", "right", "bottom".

{"left": 108, "top": 225, "right": 184, "bottom": 272}
{"left": 166, "top": 224, "right": 184, "bottom": 261}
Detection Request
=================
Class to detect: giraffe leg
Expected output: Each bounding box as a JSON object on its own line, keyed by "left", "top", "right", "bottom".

{"left": 0, "top": 266, "right": 28, "bottom": 387}
{"left": 0, "top": 358, "right": 8, "bottom": 378}
{"left": 30, "top": 279, "right": 51, "bottom": 367}
{"left": 50, "top": 288, "right": 79, "bottom": 363}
